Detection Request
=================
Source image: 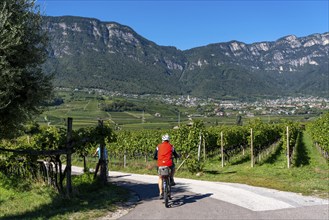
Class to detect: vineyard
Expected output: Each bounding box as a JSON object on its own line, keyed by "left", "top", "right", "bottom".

{"left": 1, "top": 112, "right": 329, "bottom": 219}
{"left": 1, "top": 114, "right": 328, "bottom": 182}
{"left": 306, "top": 113, "right": 329, "bottom": 159}
{"left": 1, "top": 1, "right": 327, "bottom": 217}
{"left": 106, "top": 118, "right": 306, "bottom": 172}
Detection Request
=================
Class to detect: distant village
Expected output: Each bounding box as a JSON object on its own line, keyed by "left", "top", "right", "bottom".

{"left": 155, "top": 95, "right": 329, "bottom": 117}
{"left": 61, "top": 87, "right": 329, "bottom": 118}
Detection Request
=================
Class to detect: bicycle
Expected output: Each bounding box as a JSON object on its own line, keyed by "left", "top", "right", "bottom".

{"left": 158, "top": 166, "right": 172, "bottom": 208}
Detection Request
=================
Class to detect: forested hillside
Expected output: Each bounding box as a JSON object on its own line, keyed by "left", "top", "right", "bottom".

{"left": 42, "top": 16, "right": 329, "bottom": 99}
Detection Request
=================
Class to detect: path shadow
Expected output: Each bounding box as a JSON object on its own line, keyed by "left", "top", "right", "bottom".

{"left": 203, "top": 170, "right": 237, "bottom": 175}
{"left": 203, "top": 170, "right": 221, "bottom": 175}
{"left": 110, "top": 178, "right": 213, "bottom": 209}
{"left": 111, "top": 179, "right": 160, "bottom": 202}
{"left": 221, "top": 171, "right": 237, "bottom": 174}
{"left": 169, "top": 193, "right": 213, "bottom": 208}
{"left": 110, "top": 174, "right": 131, "bottom": 178}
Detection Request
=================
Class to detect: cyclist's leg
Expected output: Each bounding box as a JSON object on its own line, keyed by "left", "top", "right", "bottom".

{"left": 158, "top": 175, "right": 163, "bottom": 197}
{"left": 157, "top": 166, "right": 163, "bottom": 198}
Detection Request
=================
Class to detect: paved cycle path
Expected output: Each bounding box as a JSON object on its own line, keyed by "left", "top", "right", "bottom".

{"left": 72, "top": 167, "right": 329, "bottom": 219}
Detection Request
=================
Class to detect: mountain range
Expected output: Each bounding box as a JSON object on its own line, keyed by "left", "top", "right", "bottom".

{"left": 42, "top": 16, "right": 329, "bottom": 99}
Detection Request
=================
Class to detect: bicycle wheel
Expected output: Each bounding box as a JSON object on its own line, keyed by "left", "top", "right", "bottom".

{"left": 163, "top": 177, "right": 169, "bottom": 208}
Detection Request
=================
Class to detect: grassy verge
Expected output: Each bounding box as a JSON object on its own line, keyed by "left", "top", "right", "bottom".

{"left": 193, "top": 132, "right": 328, "bottom": 198}
{"left": 0, "top": 173, "right": 130, "bottom": 220}
{"left": 7, "top": 129, "right": 320, "bottom": 220}
{"left": 84, "top": 131, "right": 328, "bottom": 199}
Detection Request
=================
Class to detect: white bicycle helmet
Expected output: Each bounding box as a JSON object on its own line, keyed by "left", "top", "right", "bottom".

{"left": 162, "top": 134, "right": 170, "bottom": 141}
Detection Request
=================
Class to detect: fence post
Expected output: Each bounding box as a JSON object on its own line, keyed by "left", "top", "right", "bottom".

{"left": 66, "top": 117, "right": 73, "bottom": 196}
{"left": 287, "top": 126, "right": 290, "bottom": 169}
{"left": 221, "top": 132, "right": 224, "bottom": 167}
{"left": 124, "top": 153, "right": 127, "bottom": 168}
{"left": 250, "top": 128, "right": 254, "bottom": 168}
{"left": 197, "top": 132, "right": 202, "bottom": 161}
{"left": 203, "top": 134, "right": 206, "bottom": 161}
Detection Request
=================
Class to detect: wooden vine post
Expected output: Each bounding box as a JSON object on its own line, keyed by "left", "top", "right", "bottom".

{"left": 66, "top": 117, "right": 73, "bottom": 197}
{"left": 287, "top": 126, "right": 290, "bottom": 169}
{"left": 99, "top": 119, "right": 107, "bottom": 184}
{"left": 197, "top": 132, "right": 202, "bottom": 161}
{"left": 124, "top": 152, "right": 127, "bottom": 168}
{"left": 203, "top": 133, "right": 206, "bottom": 161}
{"left": 221, "top": 131, "right": 224, "bottom": 167}
{"left": 250, "top": 128, "right": 254, "bottom": 168}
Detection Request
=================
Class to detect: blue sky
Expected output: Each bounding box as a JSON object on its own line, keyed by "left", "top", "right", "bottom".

{"left": 38, "top": 0, "right": 329, "bottom": 50}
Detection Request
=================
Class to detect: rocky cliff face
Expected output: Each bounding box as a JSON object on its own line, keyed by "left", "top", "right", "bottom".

{"left": 43, "top": 16, "right": 186, "bottom": 71}
{"left": 185, "top": 33, "right": 329, "bottom": 73}
{"left": 42, "top": 16, "right": 329, "bottom": 98}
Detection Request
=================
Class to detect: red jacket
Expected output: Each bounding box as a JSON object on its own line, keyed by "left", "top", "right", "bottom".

{"left": 157, "top": 141, "right": 174, "bottom": 167}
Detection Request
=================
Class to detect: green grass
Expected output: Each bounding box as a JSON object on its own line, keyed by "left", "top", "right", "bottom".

{"left": 0, "top": 173, "right": 130, "bottom": 220}
{"left": 124, "top": 111, "right": 153, "bottom": 119}
{"left": 37, "top": 90, "right": 320, "bottom": 130}
{"left": 2, "top": 130, "right": 326, "bottom": 219}
{"left": 95, "top": 131, "right": 328, "bottom": 198}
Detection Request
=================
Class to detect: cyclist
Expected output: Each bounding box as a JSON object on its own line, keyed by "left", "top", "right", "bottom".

{"left": 93, "top": 145, "right": 109, "bottom": 176}
{"left": 154, "top": 134, "right": 180, "bottom": 199}
{"left": 93, "top": 145, "right": 108, "bottom": 160}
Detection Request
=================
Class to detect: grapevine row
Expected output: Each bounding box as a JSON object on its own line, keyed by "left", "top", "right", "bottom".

{"left": 306, "top": 112, "right": 329, "bottom": 159}
{"left": 1, "top": 118, "right": 310, "bottom": 177}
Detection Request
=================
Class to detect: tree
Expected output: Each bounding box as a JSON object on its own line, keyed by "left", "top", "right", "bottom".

{"left": 0, "top": 0, "right": 52, "bottom": 139}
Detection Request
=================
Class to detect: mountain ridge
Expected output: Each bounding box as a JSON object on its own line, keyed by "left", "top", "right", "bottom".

{"left": 42, "top": 16, "right": 329, "bottom": 99}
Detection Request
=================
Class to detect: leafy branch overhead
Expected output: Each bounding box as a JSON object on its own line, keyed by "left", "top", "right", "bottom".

{"left": 0, "top": 0, "right": 53, "bottom": 139}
